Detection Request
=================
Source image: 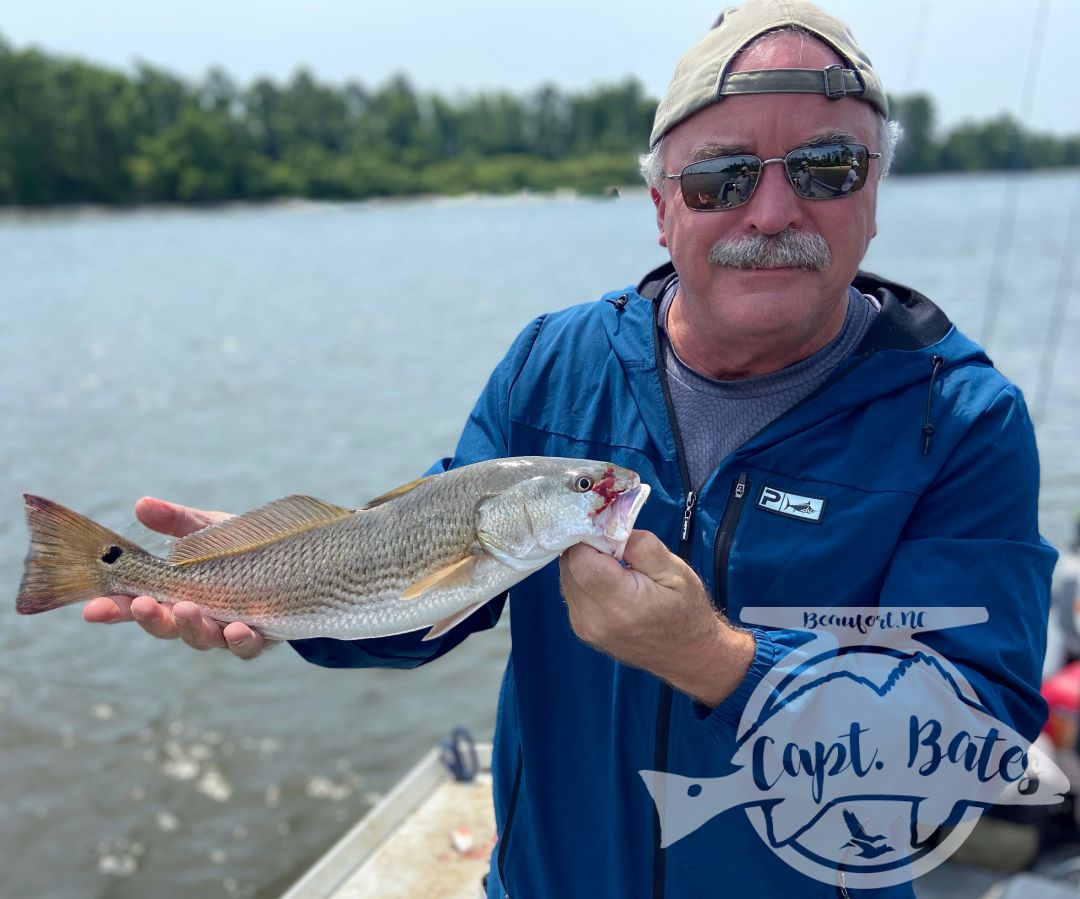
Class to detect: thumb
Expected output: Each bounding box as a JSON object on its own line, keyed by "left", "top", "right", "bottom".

{"left": 621, "top": 530, "right": 685, "bottom": 585}
{"left": 135, "top": 496, "right": 232, "bottom": 538}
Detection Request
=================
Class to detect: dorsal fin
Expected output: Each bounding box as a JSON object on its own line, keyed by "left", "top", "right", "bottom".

{"left": 169, "top": 496, "right": 352, "bottom": 566}
{"left": 360, "top": 475, "right": 435, "bottom": 511}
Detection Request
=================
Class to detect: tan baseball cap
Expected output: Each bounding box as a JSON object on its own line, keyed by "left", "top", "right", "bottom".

{"left": 650, "top": 0, "right": 888, "bottom": 148}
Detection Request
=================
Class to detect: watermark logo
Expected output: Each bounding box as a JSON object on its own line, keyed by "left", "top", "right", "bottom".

{"left": 639, "top": 607, "right": 1069, "bottom": 889}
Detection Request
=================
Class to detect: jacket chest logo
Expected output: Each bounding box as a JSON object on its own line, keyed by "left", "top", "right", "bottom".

{"left": 757, "top": 485, "right": 826, "bottom": 523}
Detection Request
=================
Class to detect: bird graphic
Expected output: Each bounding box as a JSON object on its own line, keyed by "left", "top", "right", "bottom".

{"left": 841, "top": 810, "right": 894, "bottom": 859}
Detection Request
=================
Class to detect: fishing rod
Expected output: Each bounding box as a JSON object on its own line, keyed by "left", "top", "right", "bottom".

{"left": 979, "top": 0, "right": 1050, "bottom": 350}
{"left": 1030, "top": 171, "right": 1080, "bottom": 424}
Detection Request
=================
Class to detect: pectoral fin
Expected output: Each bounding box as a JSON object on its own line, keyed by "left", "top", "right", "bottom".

{"left": 400, "top": 554, "right": 479, "bottom": 601}
{"left": 422, "top": 600, "right": 489, "bottom": 642}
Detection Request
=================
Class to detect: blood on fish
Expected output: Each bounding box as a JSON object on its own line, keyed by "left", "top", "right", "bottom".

{"left": 589, "top": 466, "right": 621, "bottom": 516}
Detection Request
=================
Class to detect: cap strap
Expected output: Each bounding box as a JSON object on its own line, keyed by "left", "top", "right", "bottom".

{"left": 718, "top": 65, "right": 866, "bottom": 102}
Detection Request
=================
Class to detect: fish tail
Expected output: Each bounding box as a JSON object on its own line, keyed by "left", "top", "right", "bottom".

{"left": 16, "top": 495, "right": 147, "bottom": 614}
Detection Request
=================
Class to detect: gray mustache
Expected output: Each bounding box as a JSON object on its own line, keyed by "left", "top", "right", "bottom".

{"left": 708, "top": 230, "right": 832, "bottom": 271}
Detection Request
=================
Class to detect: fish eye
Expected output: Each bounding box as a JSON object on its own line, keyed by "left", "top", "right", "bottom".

{"left": 574, "top": 476, "right": 593, "bottom": 492}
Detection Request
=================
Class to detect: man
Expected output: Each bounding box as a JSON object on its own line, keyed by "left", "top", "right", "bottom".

{"left": 795, "top": 157, "right": 814, "bottom": 196}
{"left": 735, "top": 163, "right": 755, "bottom": 203}
{"left": 85, "top": 1, "right": 1055, "bottom": 896}
{"left": 840, "top": 155, "right": 860, "bottom": 193}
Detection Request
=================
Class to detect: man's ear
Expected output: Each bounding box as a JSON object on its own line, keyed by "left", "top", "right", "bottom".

{"left": 651, "top": 187, "right": 668, "bottom": 248}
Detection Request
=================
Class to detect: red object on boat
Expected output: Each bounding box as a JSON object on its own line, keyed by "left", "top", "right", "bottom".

{"left": 1041, "top": 660, "right": 1080, "bottom": 749}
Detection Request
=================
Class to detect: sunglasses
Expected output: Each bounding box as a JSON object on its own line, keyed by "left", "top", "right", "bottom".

{"left": 664, "top": 142, "right": 881, "bottom": 211}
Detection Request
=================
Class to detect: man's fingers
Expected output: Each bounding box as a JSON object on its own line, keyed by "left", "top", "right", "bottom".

{"left": 84, "top": 594, "right": 266, "bottom": 658}
{"left": 620, "top": 530, "right": 677, "bottom": 576}
{"left": 134, "top": 496, "right": 231, "bottom": 538}
{"left": 562, "top": 543, "right": 620, "bottom": 587}
{"left": 172, "top": 601, "right": 227, "bottom": 650}
{"left": 129, "top": 595, "right": 181, "bottom": 639}
{"left": 83, "top": 595, "right": 136, "bottom": 624}
{"left": 222, "top": 622, "right": 270, "bottom": 660}
{"left": 620, "top": 530, "right": 693, "bottom": 591}
{"left": 560, "top": 530, "right": 696, "bottom": 615}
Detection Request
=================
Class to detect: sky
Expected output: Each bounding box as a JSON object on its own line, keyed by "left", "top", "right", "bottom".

{"left": 1, "top": 0, "right": 1078, "bottom": 136}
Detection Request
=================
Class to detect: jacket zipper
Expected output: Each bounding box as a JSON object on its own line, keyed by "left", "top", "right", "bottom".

{"left": 680, "top": 489, "right": 697, "bottom": 542}
{"left": 496, "top": 295, "right": 902, "bottom": 895}
{"left": 495, "top": 295, "right": 701, "bottom": 897}
{"left": 712, "top": 473, "right": 749, "bottom": 613}
{"left": 646, "top": 288, "right": 850, "bottom": 895}
{"left": 651, "top": 300, "right": 696, "bottom": 899}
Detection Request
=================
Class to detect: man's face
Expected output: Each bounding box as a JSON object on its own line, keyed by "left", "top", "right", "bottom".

{"left": 652, "top": 33, "right": 881, "bottom": 346}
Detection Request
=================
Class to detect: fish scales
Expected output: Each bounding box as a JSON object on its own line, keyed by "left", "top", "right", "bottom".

{"left": 16, "top": 457, "right": 651, "bottom": 641}
{"left": 189, "top": 470, "right": 505, "bottom": 635}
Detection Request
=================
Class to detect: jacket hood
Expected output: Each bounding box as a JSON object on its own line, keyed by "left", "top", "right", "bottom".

{"left": 599, "top": 262, "right": 995, "bottom": 458}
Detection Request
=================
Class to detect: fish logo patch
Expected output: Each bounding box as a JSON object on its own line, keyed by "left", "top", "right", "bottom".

{"left": 757, "top": 486, "right": 826, "bottom": 523}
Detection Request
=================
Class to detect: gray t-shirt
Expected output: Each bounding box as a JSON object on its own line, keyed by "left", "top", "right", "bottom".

{"left": 659, "top": 281, "right": 879, "bottom": 491}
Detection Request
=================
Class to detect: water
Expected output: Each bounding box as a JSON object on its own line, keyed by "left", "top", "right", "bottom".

{"left": 2, "top": 172, "right": 1078, "bottom": 898}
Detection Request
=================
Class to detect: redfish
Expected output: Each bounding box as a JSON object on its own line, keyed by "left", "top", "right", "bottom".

{"left": 16, "top": 457, "right": 649, "bottom": 641}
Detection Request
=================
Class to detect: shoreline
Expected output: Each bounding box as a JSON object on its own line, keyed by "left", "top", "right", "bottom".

{"left": 1, "top": 167, "right": 1078, "bottom": 217}
{"left": 0, "top": 186, "right": 639, "bottom": 219}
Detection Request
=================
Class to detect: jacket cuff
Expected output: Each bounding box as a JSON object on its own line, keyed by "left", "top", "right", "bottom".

{"left": 693, "top": 628, "right": 784, "bottom": 728}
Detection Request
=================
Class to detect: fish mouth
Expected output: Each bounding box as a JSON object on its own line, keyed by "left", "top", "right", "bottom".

{"left": 600, "top": 483, "right": 651, "bottom": 560}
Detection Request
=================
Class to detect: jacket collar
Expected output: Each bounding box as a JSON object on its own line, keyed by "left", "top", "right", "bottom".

{"left": 634, "top": 262, "right": 954, "bottom": 354}
{"left": 622, "top": 261, "right": 988, "bottom": 461}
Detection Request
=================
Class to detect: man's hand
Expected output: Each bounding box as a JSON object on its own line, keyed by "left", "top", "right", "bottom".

{"left": 559, "top": 530, "right": 755, "bottom": 708}
{"left": 82, "top": 497, "right": 272, "bottom": 660}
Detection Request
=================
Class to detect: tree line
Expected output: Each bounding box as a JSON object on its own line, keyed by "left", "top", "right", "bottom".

{"left": 1, "top": 36, "right": 1078, "bottom": 206}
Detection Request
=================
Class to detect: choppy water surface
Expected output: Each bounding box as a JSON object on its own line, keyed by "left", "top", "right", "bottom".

{"left": 2, "top": 171, "right": 1078, "bottom": 898}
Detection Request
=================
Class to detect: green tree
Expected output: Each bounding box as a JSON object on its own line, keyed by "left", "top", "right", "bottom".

{"left": 889, "top": 93, "right": 938, "bottom": 173}
{"left": 367, "top": 74, "right": 423, "bottom": 151}
{"left": 457, "top": 92, "right": 528, "bottom": 156}
{"left": 131, "top": 63, "right": 191, "bottom": 136}
{"left": 0, "top": 45, "right": 139, "bottom": 203}
{"left": 569, "top": 79, "right": 655, "bottom": 155}
{"left": 198, "top": 67, "right": 241, "bottom": 116}
{"left": 939, "top": 115, "right": 1027, "bottom": 171}
{"left": 1, "top": 38, "right": 1078, "bottom": 207}
{"left": 128, "top": 106, "right": 253, "bottom": 201}
{"left": 525, "top": 84, "right": 572, "bottom": 159}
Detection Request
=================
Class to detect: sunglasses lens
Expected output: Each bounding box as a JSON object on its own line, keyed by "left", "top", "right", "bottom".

{"left": 679, "top": 155, "right": 760, "bottom": 210}
{"left": 787, "top": 143, "right": 869, "bottom": 199}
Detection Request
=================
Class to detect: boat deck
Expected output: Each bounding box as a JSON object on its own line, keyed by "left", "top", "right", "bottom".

{"left": 282, "top": 744, "right": 495, "bottom": 899}
{"left": 283, "top": 738, "right": 1078, "bottom": 898}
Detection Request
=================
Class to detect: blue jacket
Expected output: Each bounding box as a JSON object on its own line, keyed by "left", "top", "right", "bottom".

{"left": 293, "top": 264, "right": 1055, "bottom": 899}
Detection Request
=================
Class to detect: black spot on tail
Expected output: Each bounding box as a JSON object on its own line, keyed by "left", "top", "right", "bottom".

{"left": 101, "top": 545, "right": 123, "bottom": 564}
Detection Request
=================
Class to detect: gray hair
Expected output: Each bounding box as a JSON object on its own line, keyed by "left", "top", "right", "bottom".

{"left": 640, "top": 115, "right": 902, "bottom": 192}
